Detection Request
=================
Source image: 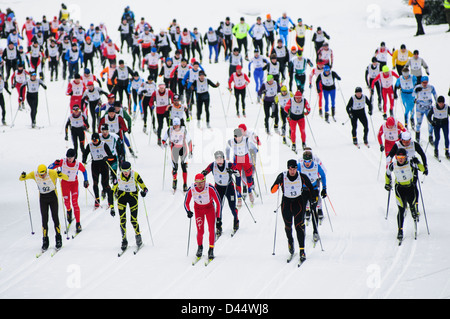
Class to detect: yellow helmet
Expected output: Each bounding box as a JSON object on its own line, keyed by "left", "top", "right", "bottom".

{"left": 281, "top": 85, "right": 288, "bottom": 92}
{"left": 37, "top": 164, "right": 47, "bottom": 175}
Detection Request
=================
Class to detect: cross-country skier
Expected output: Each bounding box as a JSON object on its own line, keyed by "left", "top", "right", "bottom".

{"left": 19, "top": 165, "right": 69, "bottom": 252}
{"left": 112, "top": 161, "right": 148, "bottom": 252}
{"left": 161, "top": 117, "right": 193, "bottom": 193}
{"left": 378, "top": 116, "right": 407, "bottom": 158}
{"left": 394, "top": 66, "right": 417, "bottom": 129}
{"left": 184, "top": 173, "right": 222, "bottom": 261}
{"left": 48, "top": 148, "right": 89, "bottom": 235}
{"left": 201, "top": 150, "right": 240, "bottom": 237}
{"left": 270, "top": 159, "right": 315, "bottom": 264}
{"left": 427, "top": 96, "right": 450, "bottom": 159}
{"left": 284, "top": 90, "right": 311, "bottom": 152}
{"left": 346, "top": 87, "right": 373, "bottom": 147}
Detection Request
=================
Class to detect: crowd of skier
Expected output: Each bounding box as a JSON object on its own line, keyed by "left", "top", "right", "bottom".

{"left": 3, "top": 4, "right": 449, "bottom": 264}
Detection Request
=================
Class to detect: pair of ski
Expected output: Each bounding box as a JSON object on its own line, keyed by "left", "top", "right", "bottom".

{"left": 354, "top": 143, "right": 370, "bottom": 149}
{"left": 118, "top": 244, "right": 144, "bottom": 257}
{"left": 398, "top": 220, "right": 418, "bottom": 246}
{"left": 192, "top": 255, "right": 214, "bottom": 267}
{"left": 36, "top": 247, "right": 62, "bottom": 258}
{"left": 286, "top": 253, "right": 306, "bottom": 267}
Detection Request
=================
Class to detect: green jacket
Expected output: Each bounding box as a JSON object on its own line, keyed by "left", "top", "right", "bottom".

{"left": 233, "top": 23, "right": 250, "bottom": 39}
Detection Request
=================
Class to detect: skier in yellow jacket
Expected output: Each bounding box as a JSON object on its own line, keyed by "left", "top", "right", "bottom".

{"left": 112, "top": 161, "right": 148, "bottom": 253}
{"left": 19, "top": 165, "right": 69, "bottom": 252}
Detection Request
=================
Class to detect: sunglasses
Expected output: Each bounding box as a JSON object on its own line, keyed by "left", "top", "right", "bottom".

{"left": 396, "top": 155, "right": 407, "bottom": 160}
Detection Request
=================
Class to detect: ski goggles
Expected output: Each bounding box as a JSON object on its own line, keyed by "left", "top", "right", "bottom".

{"left": 395, "top": 155, "right": 407, "bottom": 161}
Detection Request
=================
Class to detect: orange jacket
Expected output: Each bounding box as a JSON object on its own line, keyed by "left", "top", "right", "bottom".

{"left": 409, "top": 0, "right": 425, "bottom": 15}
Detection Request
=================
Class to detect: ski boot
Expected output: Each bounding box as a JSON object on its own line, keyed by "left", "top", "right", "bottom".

{"left": 55, "top": 234, "right": 62, "bottom": 250}
{"left": 302, "top": 142, "right": 306, "bottom": 150}
{"left": 292, "top": 143, "right": 296, "bottom": 152}
{"left": 410, "top": 117, "right": 415, "bottom": 130}
{"left": 319, "top": 108, "right": 323, "bottom": 117}
{"left": 208, "top": 247, "right": 214, "bottom": 260}
{"left": 288, "top": 242, "right": 294, "bottom": 255}
{"left": 233, "top": 219, "right": 240, "bottom": 232}
{"left": 282, "top": 136, "right": 287, "bottom": 144}
{"left": 143, "top": 124, "right": 147, "bottom": 133}
{"left": 172, "top": 179, "right": 177, "bottom": 191}
{"left": 313, "top": 232, "right": 320, "bottom": 243}
{"left": 382, "top": 113, "right": 387, "bottom": 120}
{"left": 76, "top": 223, "right": 82, "bottom": 234}
{"left": 331, "top": 107, "right": 336, "bottom": 121}
{"left": 305, "top": 210, "right": 311, "bottom": 225}
{"left": 429, "top": 135, "right": 434, "bottom": 144}
{"left": 397, "top": 228, "right": 403, "bottom": 241}
{"left": 121, "top": 238, "right": 128, "bottom": 251}
{"left": 299, "top": 250, "right": 306, "bottom": 263}
{"left": 42, "top": 236, "right": 50, "bottom": 251}
{"left": 434, "top": 148, "right": 439, "bottom": 159}
{"left": 318, "top": 209, "right": 324, "bottom": 223}
{"left": 445, "top": 149, "right": 450, "bottom": 159}
{"left": 237, "top": 196, "right": 242, "bottom": 209}
{"left": 242, "top": 109, "right": 246, "bottom": 117}
{"left": 66, "top": 209, "right": 73, "bottom": 224}
{"left": 196, "top": 245, "right": 203, "bottom": 258}
{"left": 95, "top": 198, "right": 100, "bottom": 209}
{"left": 183, "top": 183, "right": 188, "bottom": 192}
{"left": 215, "top": 219, "right": 223, "bottom": 238}
{"left": 136, "top": 234, "right": 143, "bottom": 248}
{"left": 416, "top": 132, "right": 420, "bottom": 143}
{"left": 249, "top": 192, "right": 255, "bottom": 204}
{"left": 325, "top": 112, "right": 330, "bottom": 123}
{"left": 389, "top": 109, "right": 394, "bottom": 116}
{"left": 110, "top": 205, "right": 116, "bottom": 217}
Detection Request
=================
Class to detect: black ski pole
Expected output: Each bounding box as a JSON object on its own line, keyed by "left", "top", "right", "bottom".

{"left": 24, "top": 180, "right": 35, "bottom": 235}
{"left": 417, "top": 175, "right": 430, "bottom": 235}
{"left": 272, "top": 188, "right": 280, "bottom": 255}
{"left": 385, "top": 189, "right": 391, "bottom": 220}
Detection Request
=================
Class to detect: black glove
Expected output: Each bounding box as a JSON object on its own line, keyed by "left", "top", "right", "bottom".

{"left": 321, "top": 188, "right": 327, "bottom": 198}
{"left": 385, "top": 183, "right": 392, "bottom": 191}
{"left": 226, "top": 168, "right": 236, "bottom": 175}
{"left": 65, "top": 134, "right": 68, "bottom": 141}
{"left": 141, "top": 187, "right": 148, "bottom": 197}
{"left": 201, "top": 170, "right": 208, "bottom": 176}
{"left": 110, "top": 209, "right": 115, "bottom": 217}
{"left": 412, "top": 157, "right": 420, "bottom": 164}
{"left": 21, "top": 171, "right": 26, "bottom": 178}
{"left": 423, "top": 167, "right": 428, "bottom": 176}
{"left": 380, "top": 145, "right": 385, "bottom": 152}
{"left": 83, "top": 180, "right": 89, "bottom": 188}
{"left": 187, "top": 210, "right": 193, "bottom": 218}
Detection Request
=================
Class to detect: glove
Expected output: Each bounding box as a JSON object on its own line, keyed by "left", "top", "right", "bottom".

{"left": 21, "top": 171, "right": 26, "bottom": 178}
{"left": 189, "top": 152, "right": 193, "bottom": 159}
{"left": 57, "top": 171, "right": 63, "bottom": 178}
{"left": 187, "top": 210, "right": 193, "bottom": 218}
{"left": 226, "top": 168, "right": 236, "bottom": 175}
{"left": 65, "top": 134, "right": 68, "bottom": 141}
{"left": 201, "top": 170, "right": 208, "bottom": 176}
{"left": 423, "top": 167, "right": 428, "bottom": 176}
{"left": 320, "top": 188, "right": 327, "bottom": 198}
{"left": 368, "top": 110, "right": 372, "bottom": 116}
{"left": 110, "top": 209, "right": 115, "bottom": 217}
{"left": 412, "top": 157, "right": 420, "bottom": 164}
{"left": 83, "top": 180, "right": 89, "bottom": 188}
{"left": 380, "top": 145, "right": 385, "bottom": 152}
{"left": 385, "top": 183, "right": 392, "bottom": 191}
{"left": 140, "top": 187, "right": 148, "bottom": 197}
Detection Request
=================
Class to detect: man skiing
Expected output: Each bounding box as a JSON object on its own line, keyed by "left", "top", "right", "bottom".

{"left": 48, "top": 148, "right": 89, "bottom": 235}
{"left": 284, "top": 90, "right": 310, "bottom": 152}
{"left": 270, "top": 159, "right": 315, "bottom": 264}
{"left": 346, "top": 87, "right": 373, "bottom": 147}
{"left": 184, "top": 173, "right": 222, "bottom": 262}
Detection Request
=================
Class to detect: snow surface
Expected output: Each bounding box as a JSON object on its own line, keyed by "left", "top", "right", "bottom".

{"left": 1, "top": 0, "right": 450, "bottom": 300}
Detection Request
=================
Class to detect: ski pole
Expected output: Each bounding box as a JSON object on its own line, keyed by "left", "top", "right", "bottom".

{"left": 385, "top": 189, "right": 391, "bottom": 220}
{"left": 231, "top": 175, "right": 256, "bottom": 223}
{"left": 311, "top": 207, "right": 324, "bottom": 251}
{"left": 377, "top": 151, "right": 383, "bottom": 181}
{"left": 162, "top": 145, "right": 168, "bottom": 190}
{"left": 44, "top": 89, "right": 51, "bottom": 126}
{"left": 186, "top": 217, "right": 192, "bottom": 256}
{"left": 305, "top": 115, "right": 317, "bottom": 146}
{"left": 341, "top": 118, "right": 350, "bottom": 126}
{"left": 327, "top": 195, "right": 337, "bottom": 216}
{"left": 323, "top": 198, "right": 334, "bottom": 232}
{"left": 258, "top": 152, "right": 268, "bottom": 194}
{"left": 10, "top": 104, "right": 20, "bottom": 128}
{"left": 417, "top": 174, "right": 430, "bottom": 235}
{"left": 23, "top": 180, "right": 35, "bottom": 235}
{"left": 60, "top": 180, "right": 69, "bottom": 239}
{"left": 217, "top": 86, "right": 229, "bottom": 127}
{"left": 141, "top": 197, "right": 155, "bottom": 246}
{"left": 337, "top": 81, "right": 346, "bottom": 106}
{"left": 369, "top": 114, "right": 377, "bottom": 142}
{"left": 272, "top": 188, "right": 280, "bottom": 255}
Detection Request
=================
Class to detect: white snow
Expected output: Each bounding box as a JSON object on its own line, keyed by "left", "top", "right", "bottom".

{"left": 1, "top": 0, "right": 450, "bottom": 300}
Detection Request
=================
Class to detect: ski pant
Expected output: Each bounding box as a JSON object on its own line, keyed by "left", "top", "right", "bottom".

{"left": 433, "top": 119, "right": 449, "bottom": 151}
{"left": 281, "top": 195, "right": 306, "bottom": 250}
{"left": 323, "top": 89, "right": 335, "bottom": 113}
{"left": 196, "top": 92, "right": 210, "bottom": 122}
{"left": 84, "top": 52, "right": 95, "bottom": 72}
{"left": 289, "top": 117, "right": 306, "bottom": 145}
{"left": 395, "top": 183, "right": 418, "bottom": 230}
{"left": 156, "top": 111, "right": 169, "bottom": 140}
{"left": 215, "top": 183, "right": 238, "bottom": 221}
{"left": 234, "top": 88, "right": 246, "bottom": 113}
{"left": 279, "top": 107, "right": 288, "bottom": 137}
{"left": 39, "top": 191, "right": 61, "bottom": 238}
{"left": 68, "top": 62, "right": 79, "bottom": 80}
{"left": 61, "top": 180, "right": 81, "bottom": 223}
{"left": 224, "top": 35, "right": 233, "bottom": 58}
{"left": 0, "top": 93, "right": 5, "bottom": 121}
{"left": 142, "top": 96, "right": 155, "bottom": 128}
{"left": 171, "top": 146, "right": 188, "bottom": 185}
{"left": 279, "top": 30, "right": 289, "bottom": 46}
{"left": 416, "top": 106, "right": 433, "bottom": 138}
{"left": 236, "top": 38, "right": 248, "bottom": 57}
{"left": 70, "top": 127, "right": 86, "bottom": 159}
{"left": 350, "top": 109, "right": 369, "bottom": 144}
{"left": 296, "top": 36, "right": 306, "bottom": 51}
{"left": 401, "top": 92, "right": 415, "bottom": 126}
{"left": 263, "top": 100, "right": 279, "bottom": 130}
{"left": 369, "top": 78, "right": 382, "bottom": 106}
{"left": 181, "top": 44, "right": 191, "bottom": 60}
{"left": 117, "top": 191, "right": 140, "bottom": 240}
{"left": 49, "top": 57, "right": 59, "bottom": 79}
{"left": 15, "top": 83, "right": 26, "bottom": 104}
{"left": 208, "top": 43, "right": 219, "bottom": 62}
{"left": 191, "top": 41, "right": 202, "bottom": 61}
{"left": 252, "top": 38, "right": 264, "bottom": 55}
{"left": 88, "top": 99, "right": 100, "bottom": 129}
{"left": 26, "top": 92, "right": 38, "bottom": 124}
{"left": 294, "top": 73, "right": 306, "bottom": 93}
{"left": 91, "top": 160, "right": 113, "bottom": 206}
{"left": 194, "top": 203, "right": 216, "bottom": 248}
{"left": 381, "top": 86, "right": 395, "bottom": 114}
{"left": 253, "top": 68, "right": 264, "bottom": 93}
{"left": 234, "top": 158, "right": 253, "bottom": 196}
